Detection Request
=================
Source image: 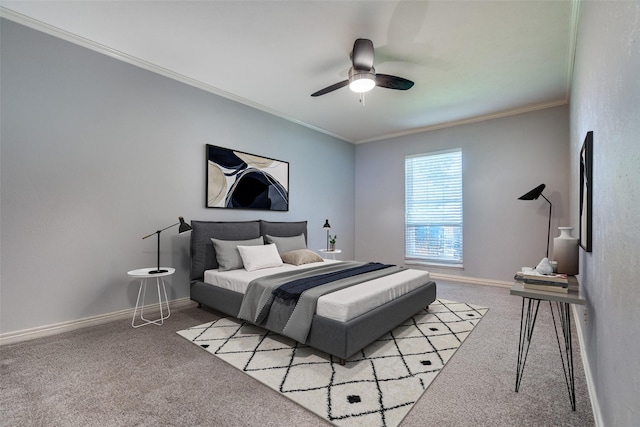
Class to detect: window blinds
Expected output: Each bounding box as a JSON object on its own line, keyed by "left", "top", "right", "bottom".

{"left": 405, "top": 149, "right": 463, "bottom": 265}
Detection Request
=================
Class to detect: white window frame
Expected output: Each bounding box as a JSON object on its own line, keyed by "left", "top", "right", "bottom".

{"left": 405, "top": 148, "right": 463, "bottom": 268}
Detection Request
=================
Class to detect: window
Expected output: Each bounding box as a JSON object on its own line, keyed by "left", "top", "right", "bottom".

{"left": 405, "top": 149, "right": 463, "bottom": 266}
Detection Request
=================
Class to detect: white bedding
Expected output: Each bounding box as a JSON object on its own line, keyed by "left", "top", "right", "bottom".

{"left": 203, "top": 260, "right": 430, "bottom": 322}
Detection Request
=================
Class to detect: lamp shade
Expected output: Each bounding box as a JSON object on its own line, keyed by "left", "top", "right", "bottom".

{"left": 518, "top": 184, "right": 546, "bottom": 200}
{"left": 178, "top": 216, "right": 192, "bottom": 233}
{"left": 323, "top": 219, "right": 331, "bottom": 229}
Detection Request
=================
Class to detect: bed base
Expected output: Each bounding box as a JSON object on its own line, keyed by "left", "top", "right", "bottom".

{"left": 190, "top": 279, "right": 437, "bottom": 363}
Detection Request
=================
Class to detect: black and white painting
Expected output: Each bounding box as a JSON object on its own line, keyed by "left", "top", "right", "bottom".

{"left": 580, "top": 131, "right": 593, "bottom": 252}
{"left": 206, "top": 145, "right": 289, "bottom": 211}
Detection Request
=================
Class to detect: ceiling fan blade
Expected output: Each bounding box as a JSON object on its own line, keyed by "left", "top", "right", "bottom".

{"left": 311, "top": 80, "right": 349, "bottom": 97}
{"left": 376, "top": 74, "right": 414, "bottom": 90}
{"left": 351, "top": 38, "right": 374, "bottom": 71}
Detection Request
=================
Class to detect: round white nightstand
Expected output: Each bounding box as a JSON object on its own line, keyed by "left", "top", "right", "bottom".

{"left": 127, "top": 267, "right": 175, "bottom": 328}
{"left": 318, "top": 249, "right": 342, "bottom": 260}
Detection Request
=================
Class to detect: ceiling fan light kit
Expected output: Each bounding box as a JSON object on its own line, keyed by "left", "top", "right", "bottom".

{"left": 311, "top": 38, "right": 414, "bottom": 98}
{"left": 348, "top": 68, "right": 376, "bottom": 93}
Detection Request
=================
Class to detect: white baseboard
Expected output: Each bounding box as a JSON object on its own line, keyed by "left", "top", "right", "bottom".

{"left": 0, "top": 297, "right": 196, "bottom": 346}
{"left": 571, "top": 305, "right": 603, "bottom": 426}
{"left": 428, "top": 272, "right": 513, "bottom": 288}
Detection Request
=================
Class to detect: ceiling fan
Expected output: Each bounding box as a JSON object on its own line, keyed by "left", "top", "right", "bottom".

{"left": 311, "top": 38, "right": 414, "bottom": 97}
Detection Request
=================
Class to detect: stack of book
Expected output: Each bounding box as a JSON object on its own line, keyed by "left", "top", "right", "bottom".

{"left": 520, "top": 271, "right": 569, "bottom": 293}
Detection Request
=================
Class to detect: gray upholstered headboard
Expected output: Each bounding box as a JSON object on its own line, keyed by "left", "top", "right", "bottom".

{"left": 189, "top": 220, "right": 308, "bottom": 281}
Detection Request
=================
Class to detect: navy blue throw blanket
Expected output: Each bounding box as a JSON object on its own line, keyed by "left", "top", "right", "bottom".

{"left": 271, "top": 262, "right": 393, "bottom": 302}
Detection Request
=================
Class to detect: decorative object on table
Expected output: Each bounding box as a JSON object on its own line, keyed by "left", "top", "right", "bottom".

{"left": 142, "top": 216, "right": 192, "bottom": 274}
{"left": 523, "top": 273, "right": 568, "bottom": 284}
{"left": 521, "top": 270, "right": 569, "bottom": 294}
{"left": 523, "top": 282, "right": 569, "bottom": 294}
{"left": 323, "top": 219, "right": 331, "bottom": 251}
{"left": 514, "top": 267, "right": 569, "bottom": 294}
{"left": 178, "top": 299, "right": 487, "bottom": 427}
{"left": 518, "top": 183, "right": 552, "bottom": 258}
{"left": 535, "top": 257, "right": 554, "bottom": 275}
{"left": 206, "top": 144, "right": 289, "bottom": 211}
{"left": 580, "top": 131, "right": 593, "bottom": 252}
{"left": 553, "top": 227, "right": 579, "bottom": 275}
{"left": 329, "top": 234, "right": 337, "bottom": 251}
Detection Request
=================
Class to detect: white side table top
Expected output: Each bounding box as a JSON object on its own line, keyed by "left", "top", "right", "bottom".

{"left": 318, "top": 249, "right": 342, "bottom": 254}
{"left": 127, "top": 267, "right": 175, "bottom": 278}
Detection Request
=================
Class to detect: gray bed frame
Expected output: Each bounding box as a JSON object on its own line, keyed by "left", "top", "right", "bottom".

{"left": 189, "top": 220, "right": 437, "bottom": 363}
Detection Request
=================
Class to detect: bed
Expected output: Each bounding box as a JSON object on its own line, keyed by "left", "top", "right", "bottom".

{"left": 189, "top": 220, "right": 437, "bottom": 364}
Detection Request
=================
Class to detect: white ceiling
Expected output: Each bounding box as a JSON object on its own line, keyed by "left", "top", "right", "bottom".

{"left": 1, "top": 1, "right": 579, "bottom": 143}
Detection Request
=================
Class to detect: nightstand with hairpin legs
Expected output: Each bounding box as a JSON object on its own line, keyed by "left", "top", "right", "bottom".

{"left": 127, "top": 267, "right": 175, "bottom": 328}
{"left": 510, "top": 277, "right": 585, "bottom": 410}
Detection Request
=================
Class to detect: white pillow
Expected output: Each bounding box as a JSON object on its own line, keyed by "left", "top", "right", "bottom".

{"left": 237, "top": 243, "right": 284, "bottom": 272}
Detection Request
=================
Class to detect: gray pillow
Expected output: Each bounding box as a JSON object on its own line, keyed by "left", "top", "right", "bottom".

{"left": 190, "top": 220, "right": 260, "bottom": 280}
{"left": 259, "top": 220, "right": 307, "bottom": 241}
{"left": 264, "top": 233, "right": 307, "bottom": 255}
{"left": 211, "top": 237, "right": 264, "bottom": 271}
{"left": 281, "top": 249, "right": 324, "bottom": 266}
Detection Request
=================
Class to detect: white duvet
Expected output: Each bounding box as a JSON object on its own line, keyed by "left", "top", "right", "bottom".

{"left": 204, "top": 260, "right": 430, "bottom": 322}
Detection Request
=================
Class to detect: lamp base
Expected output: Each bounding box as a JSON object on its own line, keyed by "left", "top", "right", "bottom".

{"left": 148, "top": 269, "right": 168, "bottom": 274}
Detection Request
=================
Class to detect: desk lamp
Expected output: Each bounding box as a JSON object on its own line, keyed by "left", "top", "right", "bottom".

{"left": 518, "top": 184, "right": 552, "bottom": 259}
{"left": 143, "top": 216, "right": 192, "bottom": 274}
{"left": 323, "top": 219, "right": 331, "bottom": 251}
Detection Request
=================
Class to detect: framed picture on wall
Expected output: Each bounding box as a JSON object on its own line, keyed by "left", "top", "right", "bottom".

{"left": 579, "top": 131, "right": 593, "bottom": 252}
{"left": 206, "top": 144, "right": 289, "bottom": 211}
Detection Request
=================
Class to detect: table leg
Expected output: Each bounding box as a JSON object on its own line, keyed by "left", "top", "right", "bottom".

{"left": 132, "top": 278, "right": 146, "bottom": 328}
{"left": 132, "top": 277, "right": 170, "bottom": 328}
{"left": 549, "top": 301, "right": 577, "bottom": 411}
{"left": 515, "top": 297, "right": 541, "bottom": 393}
{"left": 157, "top": 277, "right": 171, "bottom": 322}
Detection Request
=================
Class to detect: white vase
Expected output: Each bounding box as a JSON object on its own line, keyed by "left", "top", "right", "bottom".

{"left": 553, "top": 227, "right": 579, "bottom": 275}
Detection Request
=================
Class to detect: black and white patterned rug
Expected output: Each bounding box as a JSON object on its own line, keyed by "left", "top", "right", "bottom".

{"left": 177, "top": 299, "right": 488, "bottom": 427}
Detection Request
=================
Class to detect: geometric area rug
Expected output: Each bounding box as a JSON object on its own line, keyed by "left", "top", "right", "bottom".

{"left": 177, "top": 299, "right": 488, "bottom": 427}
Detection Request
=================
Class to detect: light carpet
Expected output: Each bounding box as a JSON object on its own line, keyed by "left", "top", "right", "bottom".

{"left": 177, "top": 299, "right": 488, "bottom": 427}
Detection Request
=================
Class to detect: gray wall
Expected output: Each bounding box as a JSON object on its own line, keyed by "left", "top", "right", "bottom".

{"left": 570, "top": 2, "right": 640, "bottom": 425}
{"left": 355, "top": 105, "right": 571, "bottom": 283}
{"left": 0, "top": 20, "right": 355, "bottom": 334}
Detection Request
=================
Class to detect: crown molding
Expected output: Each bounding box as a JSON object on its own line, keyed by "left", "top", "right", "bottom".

{"left": 0, "top": 7, "right": 351, "bottom": 143}
{"left": 355, "top": 98, "right": 569, "bottom": 144}
{"left": 1, "top": 6, "right": 572, "bottom": 146}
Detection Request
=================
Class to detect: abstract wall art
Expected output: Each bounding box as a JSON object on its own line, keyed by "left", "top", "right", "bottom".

{"left": 206, "top": 145, "right": 289, "bottom": 211}
{"left": 579, "top": 131, "right": 593, "bottom": 252}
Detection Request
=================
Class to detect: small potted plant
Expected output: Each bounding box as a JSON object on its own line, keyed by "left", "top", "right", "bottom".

{"left": 329, "top": 235, "right": 337, "bottom": 251}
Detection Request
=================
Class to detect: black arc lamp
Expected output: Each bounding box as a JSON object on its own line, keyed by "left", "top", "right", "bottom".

{"left": 142, "top": 216, "right": 192, "bottom": 274}
{"left": 518, "top": 184, "right": 552, "bottom": 258}
{"left": 323, "top": 219, "right": 331, "bottom": 251}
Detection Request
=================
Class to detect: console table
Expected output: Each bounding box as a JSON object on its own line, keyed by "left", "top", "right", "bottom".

{"left": 510, "top": 277, "right": 585, "bottom": 410}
